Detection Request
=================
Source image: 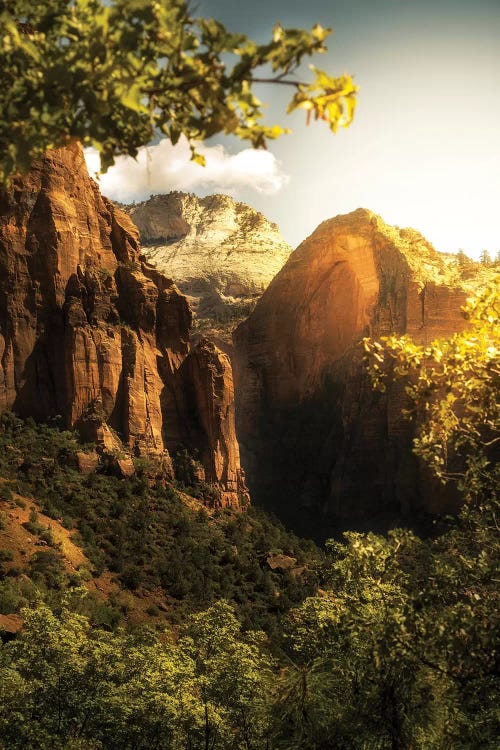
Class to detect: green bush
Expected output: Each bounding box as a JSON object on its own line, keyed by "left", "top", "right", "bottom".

{"left": 0, "top": 484, "right": 12, "bottom": 502}
{"left": 28, "top": 550, "right": 67, "bottom": 590}
{"left": 0, "top": 578, "right": 37, "bottom": 614}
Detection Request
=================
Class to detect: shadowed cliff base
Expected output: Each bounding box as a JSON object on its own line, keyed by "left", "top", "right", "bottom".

{"left": 238, "top": 358, "right": 449, "bottom": 543}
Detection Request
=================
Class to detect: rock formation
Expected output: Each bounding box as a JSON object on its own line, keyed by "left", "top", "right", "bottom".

{"left": 234, "top": 209, "right": 480, "bottom": 531}
{"left": 0, "top": 144, "right": 247, "bottom": 508}
{"left": 180, "top": 338, "right": 246, "bottom": 497}
{"left": 124, "top": 192, "right": 291, "bottom": 340}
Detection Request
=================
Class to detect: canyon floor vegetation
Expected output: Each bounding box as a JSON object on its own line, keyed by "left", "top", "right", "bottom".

{"left": 0, "top": 280, "right": 498, "bottom": 749}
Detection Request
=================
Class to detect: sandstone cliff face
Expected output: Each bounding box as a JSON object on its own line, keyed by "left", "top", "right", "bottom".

{"left": 124, "top": 192, "right": 292, "bottom": 337}
{"left": 0, "top": 144, "right": 247, "bottom": 508}
{"left": 181, "top": 338, "right": 248, "bottom": 507}
{"left": 234, "top": 209, "right": 476, "bottom": 528}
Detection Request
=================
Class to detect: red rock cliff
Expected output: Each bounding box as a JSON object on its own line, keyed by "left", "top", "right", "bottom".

{"left": 0, "top": 144, "right": 247, "bottom": 508}
{"left": 234, "top": 209, "right": 475, "bottom": 528}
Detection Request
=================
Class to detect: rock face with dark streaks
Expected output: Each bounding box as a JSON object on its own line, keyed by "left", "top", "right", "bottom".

{"left": 234, "top": 209, "right": 478, "bottom": 530}
{"left": 181, "top": 338, "right": 249, "bottom": 508}
{"left": 0, "top": 143, "right": 247, "bottom": 508}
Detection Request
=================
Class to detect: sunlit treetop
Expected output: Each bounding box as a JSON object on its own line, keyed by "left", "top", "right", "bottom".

{"left": 0, "top": 0, "right": 358, "bottom": 183}
{"left": 364, "top": 277, "right": 500, "bottom": 504}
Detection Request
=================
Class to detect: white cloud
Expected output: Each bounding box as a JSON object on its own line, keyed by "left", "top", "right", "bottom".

{"left": 84, "top": 137, "right": 289, "bottom": 203}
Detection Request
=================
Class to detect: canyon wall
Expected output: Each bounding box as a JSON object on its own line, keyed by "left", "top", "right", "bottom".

{"left": 234, "top": 209, "right": 474, "bottom": 530}
{"left": 124, "top": 192, "right": 292, "bottom": 340}
{"left": 0, "top": 144, "right": 247, "bottom": 508}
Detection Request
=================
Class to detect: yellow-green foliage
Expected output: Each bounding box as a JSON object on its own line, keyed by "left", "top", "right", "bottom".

{"left": 364, "top": 277, "right": 499, "bottom": 502}
{"left": 1, "top": 0, "right": 357, "bottom": 183}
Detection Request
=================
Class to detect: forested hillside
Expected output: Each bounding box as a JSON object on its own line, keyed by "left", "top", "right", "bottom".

{"left": 0, "top": 280, "right": 498, "bottom": 749}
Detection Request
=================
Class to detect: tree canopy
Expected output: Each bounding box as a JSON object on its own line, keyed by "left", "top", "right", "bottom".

{"left": 364, "top": 276, "right": 500, "bottom": 505}
{"left": 1, "top": 0, "right": 358, "bottom": 182}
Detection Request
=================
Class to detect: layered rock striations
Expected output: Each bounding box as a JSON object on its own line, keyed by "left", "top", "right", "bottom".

{"left": 0, "top": 144, "right": 247, "bottom": 508}
{"left": 234, "top": 209, "right": 477, "bottom": 529}
{"left": 124, "top": 192, "right": 292, "bottom": 338}
{"left": 181, "top": 338, "right": 246, "bottom": 495}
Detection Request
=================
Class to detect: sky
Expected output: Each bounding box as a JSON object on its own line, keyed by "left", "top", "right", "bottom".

{"left": 87, "top": 0, "right": 500, "bottom": 258}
